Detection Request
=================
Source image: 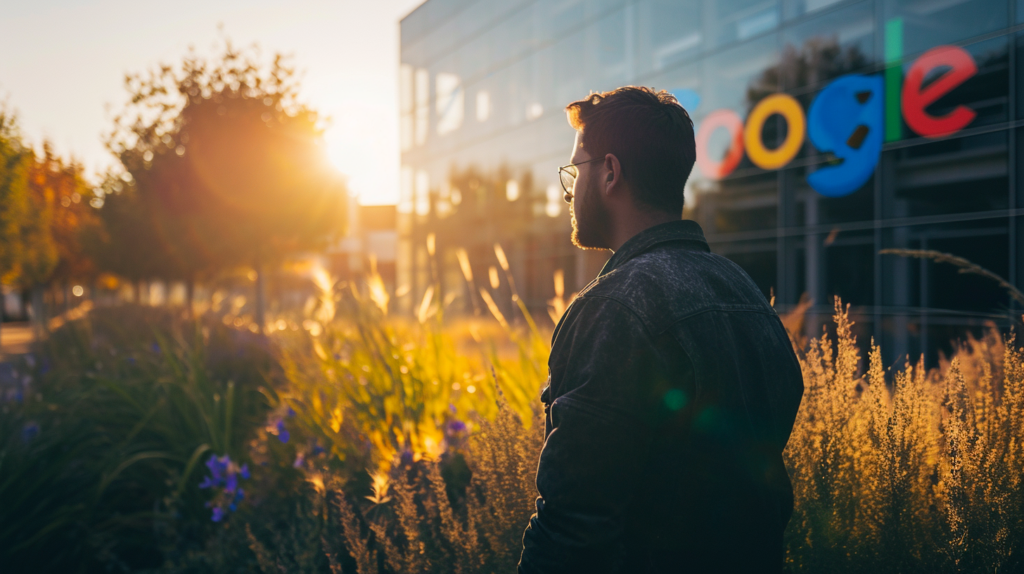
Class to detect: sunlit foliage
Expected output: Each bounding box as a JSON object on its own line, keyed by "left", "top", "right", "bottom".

{"left": 101, "top": 38, "right": 348, "bottom": 315}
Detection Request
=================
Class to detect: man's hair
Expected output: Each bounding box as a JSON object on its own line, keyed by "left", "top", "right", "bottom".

{"left": 566, "top": 86, "right": 696, "bottom": 214}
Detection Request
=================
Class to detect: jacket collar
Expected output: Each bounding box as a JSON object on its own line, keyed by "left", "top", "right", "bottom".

{"left": 599, "top": 219, "right": 710, "bottom": 277}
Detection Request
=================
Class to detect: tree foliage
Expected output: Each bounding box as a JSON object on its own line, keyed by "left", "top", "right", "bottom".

{"left": 0, "top": 109, "right": 95, "bottom": 292}
{"left": 102, "top": 40, "right": 348, "bottom": 286}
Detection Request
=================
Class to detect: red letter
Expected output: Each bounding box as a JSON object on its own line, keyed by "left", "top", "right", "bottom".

{"left": 695, "top": 109, "right": 744, "bottom": 179}
{"left": 901, "top": 45, "right": 977, "bottom": 138}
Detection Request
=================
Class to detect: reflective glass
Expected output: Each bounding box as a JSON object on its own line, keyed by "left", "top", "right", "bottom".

{"left": 699, "top": 34, "right": 779, "bottom": 119}
{"left": 884, "top": 0, "right": 1008, "bottom": 58}
{"left": 585, "top": 7, "right": 631, "bottom": 89}
{"left": 885, "top": 131, "right": 1009, "bottom": 218}
{"left": 635, "top": 0, "right": 703, "bottom": 76}
{"left": 823, "top": 235, "right": 875, "bottom": 305}
{"left": 706, "top": 0, "right": 781, "bottom": 47}
{"left": 780, "top": 1, "right": 876, "bottom": 92}
{"left": 784, "top": 0, "right": 854, "bottom": 19}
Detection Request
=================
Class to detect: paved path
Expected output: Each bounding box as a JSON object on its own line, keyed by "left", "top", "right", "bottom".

{"left": 0, "top": 322, "right": 34, "bottom": 358}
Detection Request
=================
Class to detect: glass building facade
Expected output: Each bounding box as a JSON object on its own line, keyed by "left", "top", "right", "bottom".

{"left": 399, "top": 0, "right": 1022, "bottom": 364}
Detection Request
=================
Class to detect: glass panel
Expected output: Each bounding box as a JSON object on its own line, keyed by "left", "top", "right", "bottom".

{"left": 823, "top": 238, "right": 875, "bottom": 305}
{"left": 785, "top": 0, "right": 856, "bottom": 19}
{"left": 706, "top": 0, "right": 781, "bottom": 47}
{"left": 886, "top": 131, "right": 1008, "bottom": 217}
{"left": 700, "top": 34, "right": 779, "bottom": 119}
{"left": 702, "top": 171, "right": 779, "bottom": 233}
{"left": 635, "top": 0, "right": 703, "bottom": 76}
{"left": 586, "top": 7, "right": 631, "bottom": 89}
{"left": 791, "top": 166, "right": 875, "bottom": 225}
{"left": 780, "top": 1, "right": 876, "bottom": 93}
{"left": 884, "top": 0, "right": 1008, "bottom": 58}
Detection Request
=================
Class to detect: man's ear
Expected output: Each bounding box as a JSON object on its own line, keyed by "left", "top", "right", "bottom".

{"left": 603, "top": 154, "right": 623, "bottom": 192}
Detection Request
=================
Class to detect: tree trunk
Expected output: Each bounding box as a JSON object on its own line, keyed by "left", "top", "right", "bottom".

{"left": 31, "top": 285, "right": 47, "bottom": 339}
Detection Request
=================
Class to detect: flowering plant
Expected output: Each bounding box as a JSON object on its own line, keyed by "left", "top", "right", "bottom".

{"left": 198, "top": 454, "right": 250, "bottom": 522}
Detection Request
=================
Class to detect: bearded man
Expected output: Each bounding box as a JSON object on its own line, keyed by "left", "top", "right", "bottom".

{"left": 518, "top": 86, "right": 805, "bottom": 574}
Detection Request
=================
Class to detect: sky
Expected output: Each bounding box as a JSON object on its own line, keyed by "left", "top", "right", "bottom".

{"left": 0, "top": 0, "right": 424, "bottom": 205}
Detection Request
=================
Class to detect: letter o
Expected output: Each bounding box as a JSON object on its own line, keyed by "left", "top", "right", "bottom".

{"left": 744, "top": 93, "right": 806, "bottom": 170}
{"left": 695, "top": 109, "right": 745, "bottom": 179}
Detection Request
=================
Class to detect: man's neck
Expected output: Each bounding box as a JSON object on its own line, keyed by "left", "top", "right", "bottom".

{"left": 606, "top": 210, "right": 679, "bottom": 252}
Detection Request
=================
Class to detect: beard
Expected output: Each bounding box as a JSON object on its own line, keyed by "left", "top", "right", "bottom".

{"left": 570, "top": 169, "right": 610, "bottom": 250}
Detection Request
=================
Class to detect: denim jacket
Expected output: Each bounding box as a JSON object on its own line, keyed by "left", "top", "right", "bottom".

{"left": 519, "top": 220, "right": 804, "bottom": 574}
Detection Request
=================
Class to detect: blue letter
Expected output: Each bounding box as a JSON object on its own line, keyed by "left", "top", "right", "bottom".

{"left": 807, "top": 74, "right": 883, "bottom": 198}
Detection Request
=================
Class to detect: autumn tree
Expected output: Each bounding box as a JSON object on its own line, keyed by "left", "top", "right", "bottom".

{"left": 105, "top": 39, "right": 348, "bottom": 324}
{"left": 0, "top": 109, "right": 31, "bottom": 337}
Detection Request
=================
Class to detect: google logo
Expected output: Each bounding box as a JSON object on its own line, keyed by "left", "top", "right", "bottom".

{"left": 691, "top": 26, "right": 979, "bottom": 198}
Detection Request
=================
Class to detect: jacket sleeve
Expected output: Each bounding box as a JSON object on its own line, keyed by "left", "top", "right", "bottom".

{"left": 518, "top": 296, "right": 665, "bottom": 574}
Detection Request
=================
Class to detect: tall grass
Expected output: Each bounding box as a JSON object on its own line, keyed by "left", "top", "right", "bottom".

{"left": 283, "top": 297, "right": 1024, "bottom": 574}
{"left": 785, "top": 299, "right": 1024, "bottom": 573}
{"left": 7, "top": 272, "right": 1024, "bottom": 572}
{"left": 0, "top": 306, "right": 280, "bottom": 572}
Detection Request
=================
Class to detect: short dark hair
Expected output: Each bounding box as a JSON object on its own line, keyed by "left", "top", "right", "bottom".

{"left": 566, "top": 86, "right": 696, "bottom": 214}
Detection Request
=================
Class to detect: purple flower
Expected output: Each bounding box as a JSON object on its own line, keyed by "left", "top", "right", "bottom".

{"left": 287, "top": 407, "right": 296, "bottom": 418}
{"left": 399, "top": 449, "right": 414, "bottom": 466}
{"left": 311, "top": 441, "right": 325, "bottom": 456}
{"left": 276, "top": 420, "right": 290, "bottom": 443}
{"left": 199, "top": 453, "right": 250, "bottom": 522}
{"left": 448, "top": 420, "right": 466, "bottom": 433}
{"left": 150, "top": 342, "right": 161, "bottom": 354}
{"left": 293, "top": 452, "right": 305, "bottom": 468}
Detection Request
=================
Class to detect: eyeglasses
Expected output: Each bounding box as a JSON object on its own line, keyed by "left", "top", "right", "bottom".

{"left": 558, "top": 157, "right": 604, "bottom": 203}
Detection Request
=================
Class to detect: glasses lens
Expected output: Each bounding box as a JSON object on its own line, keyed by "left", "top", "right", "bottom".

{"left": 559, "top": 166, "right": 577, "bottom": 193}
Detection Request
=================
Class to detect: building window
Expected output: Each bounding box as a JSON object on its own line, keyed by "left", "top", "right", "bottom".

{"left": 436, "top": 73, "right": 464, "bottom": 135}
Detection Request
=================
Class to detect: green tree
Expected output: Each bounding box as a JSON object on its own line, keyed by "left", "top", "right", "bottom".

{"left": 106, "top": 39, "right": 348, "bottom": 324}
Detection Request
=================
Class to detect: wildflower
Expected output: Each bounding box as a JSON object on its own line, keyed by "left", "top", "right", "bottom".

{"left": 311, "top": 440, "right": 326, "bottom": 456}
{"left": 275, "top": 419, "right": 290, "bottom": 443}
{"left": 400, "top": 449, "right": 414, "bottom": 466}
{"left": 448, "top": 419, "right": 467, "bottom": 433}
{"left": 293, "top": 452, "right": 305, "bottom": 468}
{"left": 150, "top": 342, "right": 160, "bottom": 354}
{"left": 198, "top": 454, "right": 250, "bottom": 522}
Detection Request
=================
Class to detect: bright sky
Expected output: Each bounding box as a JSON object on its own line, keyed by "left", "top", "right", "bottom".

{"left": 0, "top": 0, "right": 423, "bottom": 205}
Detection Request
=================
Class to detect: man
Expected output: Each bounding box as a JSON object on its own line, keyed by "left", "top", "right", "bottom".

{"left": 518, "top": 87, "right": 804, "bottom": 574}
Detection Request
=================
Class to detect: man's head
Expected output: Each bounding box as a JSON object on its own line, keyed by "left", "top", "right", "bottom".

{"left": 564, "top": 86, "right": 696, "bottom": 250}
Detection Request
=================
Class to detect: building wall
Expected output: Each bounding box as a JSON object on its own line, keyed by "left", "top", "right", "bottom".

{"left": 400, "top": 0, "right": 1022, "bottom": 364}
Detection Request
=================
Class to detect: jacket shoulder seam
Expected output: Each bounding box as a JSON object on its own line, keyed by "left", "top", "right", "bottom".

{"left": 574, "top": 294, "right": 657, "bottom": 342}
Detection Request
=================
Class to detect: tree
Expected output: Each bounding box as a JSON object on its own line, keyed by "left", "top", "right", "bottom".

{"left": 0, "top": 109, "right": 31, "bottom": 338}
{"left": 106, "top": 39, "right": 349, "bottom": 324}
